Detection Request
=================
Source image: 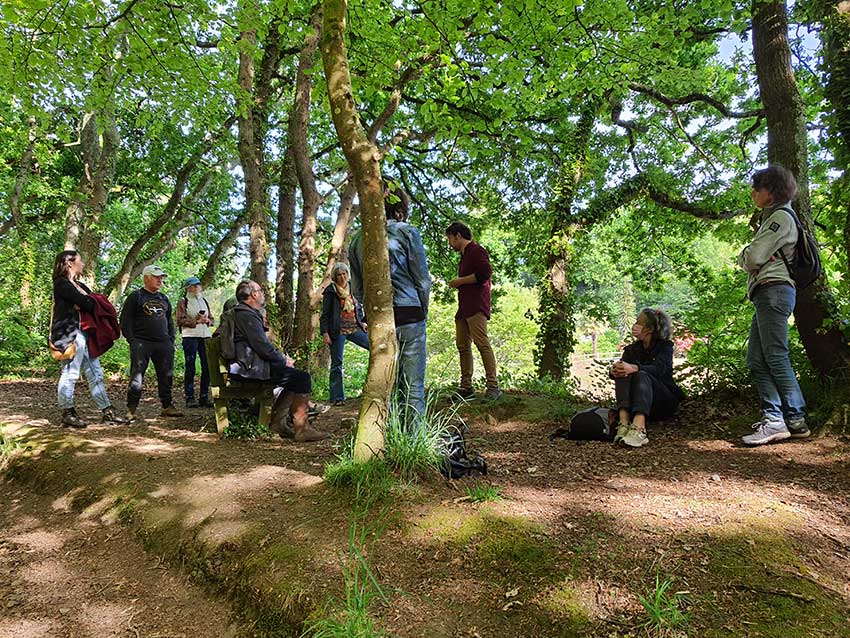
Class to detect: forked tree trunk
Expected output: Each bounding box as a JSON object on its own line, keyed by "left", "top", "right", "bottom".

{"left": 202, "top": 209, "right": 250, "bottom": 290}
{"left": 322, "top": 0, "right": 398, "bottom": 462}
{"left": 752, "top": 0, "right": 850, "bottom": 376}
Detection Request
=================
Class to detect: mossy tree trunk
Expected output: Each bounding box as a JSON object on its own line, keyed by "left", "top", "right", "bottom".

{"left": 9, "top": 116, "right": 37, "bottom": 310}
{"left": 535, "top": 103, "right": 597, "bottom": 380}
{"left": 322, "top": 0, "right": 398, "bottom": 463}
{"left": 752, "top": 0, "right": 850, "bottom": 376}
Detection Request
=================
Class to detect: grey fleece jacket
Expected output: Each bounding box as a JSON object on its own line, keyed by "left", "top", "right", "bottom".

{"left": 736, "top": 202, "right": 798, "bottom": 299}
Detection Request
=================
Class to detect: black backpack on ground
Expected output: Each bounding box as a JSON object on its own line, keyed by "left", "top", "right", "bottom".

{"left": 775, "top": 206, "right": 822, "bottom": 290}
{"left": 549, "top": 407, "right": 616, "bottom": 442}
{"left": 439, "top": 425, "right": 487, "bottom": 479}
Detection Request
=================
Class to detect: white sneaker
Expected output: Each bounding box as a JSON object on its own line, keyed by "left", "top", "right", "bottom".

{"left": 621, "top": 428, "right": 649, "bottom": 448}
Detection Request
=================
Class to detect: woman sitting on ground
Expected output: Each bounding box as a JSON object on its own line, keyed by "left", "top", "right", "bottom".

{"left": 320, "top": 262, "right": 368, "bottom": 406}
{"left": 611, "top": 308, "right": 685, "bottom": 448}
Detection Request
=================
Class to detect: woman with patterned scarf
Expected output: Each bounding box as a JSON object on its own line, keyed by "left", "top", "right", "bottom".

{"left": 320, "top": 262, "right": 368, "bottom": 406}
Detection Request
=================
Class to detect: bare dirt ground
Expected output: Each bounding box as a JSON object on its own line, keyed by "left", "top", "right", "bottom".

{"left": 1, "top": 377, "right": 849, "bottom": 638}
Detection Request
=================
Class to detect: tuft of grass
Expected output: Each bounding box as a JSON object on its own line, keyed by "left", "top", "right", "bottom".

{"left": 637, "top": 574, "right": 689, "bottom": 636}
{"left": 222, "top": 410, "right": 270, "bottom": 440}
{"left": 0, "top": 425, "right": 25, "bottom": 468}
{"left": 324, "top": 456, "right": 396, "bottom": 502}
{"left": 465, "top": 482, "right": 504, "bottom": 503}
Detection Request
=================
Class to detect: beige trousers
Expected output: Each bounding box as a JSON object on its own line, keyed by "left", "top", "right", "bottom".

{"left": 455, "top": 312, "right": 498, "bottom": 389}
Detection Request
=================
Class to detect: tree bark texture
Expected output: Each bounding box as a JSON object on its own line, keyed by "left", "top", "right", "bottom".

{"left": 322, "top": 0, "right": 398, "bottom": 463}
{"left": 63, "top": 110, "right": 120, "bottom": 286}
{"left": 201, "top": 209, "right": 250, "bottom": 290}
{"left": 535, "top": 103, "right": 597, "bottom": 380}
{"left": 276, "top": 145, "right": 298, "bottom": 347}
{"left": 291, "top": 6, "right": 324, "bottom": 356}
{"left": 752, "top": 0, "right": 850, "bottom": 376}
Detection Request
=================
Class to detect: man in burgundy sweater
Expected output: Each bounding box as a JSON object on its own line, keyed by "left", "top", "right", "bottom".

{"left": 446, "top": 222, "right": 501, "bottom": 400}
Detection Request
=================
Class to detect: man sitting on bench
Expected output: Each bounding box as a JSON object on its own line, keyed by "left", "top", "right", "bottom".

{"left": 230, "top": 280, "right": 329, "bottom": 442}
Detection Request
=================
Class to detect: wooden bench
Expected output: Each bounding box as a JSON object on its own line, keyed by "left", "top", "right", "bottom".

{"left": 205, "top": 335, "right": 278, "bottom": 436}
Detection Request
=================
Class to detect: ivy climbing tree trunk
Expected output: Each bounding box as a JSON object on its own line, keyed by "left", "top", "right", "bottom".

{"left": 752, "top": 0, "right": 850, "bottom": 376}
{"left": 535, "top": 103, "right": 598, "bottom": 380}
{"left": 322, "top": 0, "right": 398, "bottom": 463}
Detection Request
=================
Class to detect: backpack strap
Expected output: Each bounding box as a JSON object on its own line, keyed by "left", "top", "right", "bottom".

{"left": 771, "top": 206, "right": 799, "bottom": 277}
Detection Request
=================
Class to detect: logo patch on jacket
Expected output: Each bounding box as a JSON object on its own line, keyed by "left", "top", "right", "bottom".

{"left": 769, "top": 222, "right": 781, "bottom": 232}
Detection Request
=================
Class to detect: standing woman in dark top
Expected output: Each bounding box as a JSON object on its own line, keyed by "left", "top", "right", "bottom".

{"left": 51, "top": 250, "right": 124, "bottom": 428}
{"left": 610, "top": 308, "right": 684, "bottom": 448}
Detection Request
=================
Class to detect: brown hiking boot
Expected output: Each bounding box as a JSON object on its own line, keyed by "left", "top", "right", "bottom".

{"left": 101, "top": 406, "right": 128, "bottom": 424}
{"left": 160, "top": 405, "right": 184, "bottom": 417}
{"left": 125, "top": 407, "right": 137, "bottom": 423}
{"left": 61, "top": 408, "right": 87, "bottom": 429}
{"left": 293, "top": 426, "right": 330, "bottom": 442}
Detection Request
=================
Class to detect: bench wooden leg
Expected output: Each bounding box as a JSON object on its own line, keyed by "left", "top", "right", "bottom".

{"left": 213, "top": 399, "right": 229, "bottom": 437}
{"left": 258, "top": 398, "right": 273, "bottom": 428}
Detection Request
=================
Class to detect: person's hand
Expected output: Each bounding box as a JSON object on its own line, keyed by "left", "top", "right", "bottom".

{"left": 284, "top": 355, "right": 295, "bottom": 368}
{"left": 322, "top": 333, "right": 331, "bottom": 346}
{"left": 612, "top": 361, "right": 637, "bottom": 377}
{"left": 362, "top": 323, "right": 368, "bottom": 332}
{"left": 448, "top": 278, "right": 462, "bottom": 289}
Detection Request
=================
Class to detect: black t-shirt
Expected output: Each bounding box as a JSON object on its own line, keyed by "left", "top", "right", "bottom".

{"left": 119, "top": 288, "right": 174, "bottom": 343}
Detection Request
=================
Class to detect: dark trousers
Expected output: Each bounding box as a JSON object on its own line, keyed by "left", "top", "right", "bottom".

{"left": 182, "top": 337, "right": 210, "bottom": 400}
{"left": 127, "top": 339, "right": 175, "bottom": 409}
{"left": 268, "top": 359, "right": 312, "bottom": 394}
{"left": 615, "top": 371, "right": 678, "bottom": 422}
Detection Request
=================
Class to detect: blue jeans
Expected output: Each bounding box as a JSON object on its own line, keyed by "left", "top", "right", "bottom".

{"left": 57, "top": 331, "right": 111, "bottom": 410}
{"left": 182, "top": 337, "right": 210, "bottom": 401}
{"left": 329, "top": 330, "right": 369, "bottom": 402}
{"left": 746, "top": 284, "right": 805, "bottom": 423}
{"left": 396, "top": 320, "right": 427, "bottom": 431}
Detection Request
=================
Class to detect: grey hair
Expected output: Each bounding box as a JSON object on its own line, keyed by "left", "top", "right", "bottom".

{"left": 638, "top": 307, "right": 672, "bottom": 341}
{"left": 331, "top": 262, "right": 351, "bottom": 280}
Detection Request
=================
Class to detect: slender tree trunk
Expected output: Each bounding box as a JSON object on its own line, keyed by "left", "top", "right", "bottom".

{"left": 322, "top": 0, "right": 398, "bottom": 462}
{"left": 201, "top": 210, "right": 250, "bottom": 289}
{"left": 535, "top": 103, "right": 597, "bottom": 379}
{"left": 752, "top": 0, "right": 850, "bottom": 376}
{"left": 9, "top": 117, "right": 37, "bottom": 309}
{"left": 291, "top": 6, "right": 324, "bottom": 354}
{"left": 276, "top": 145, "right": 298, "bottom": 346}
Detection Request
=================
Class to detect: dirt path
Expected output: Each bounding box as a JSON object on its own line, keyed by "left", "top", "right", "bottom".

{"left": 1, "top": 378, "right": 849, "bottom": 637}
{"left": 0, "top": 481, "right": 240, "bottom": 638}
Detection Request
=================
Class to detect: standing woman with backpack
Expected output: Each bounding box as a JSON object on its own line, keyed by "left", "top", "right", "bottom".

{"left": 737, "top": 165, "right": 808, "bottom": 446}
{"left": 50, "top": 250, "right": 124, "bottom": 427}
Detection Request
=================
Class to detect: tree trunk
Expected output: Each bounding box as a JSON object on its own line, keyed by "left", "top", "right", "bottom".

{"left": 201, "top": 209, "right": 250, "bottom": 290}
{"left": 63, "top": 110, "right": 120, "bottom": 286}
{"left": 237, "top": 8, "right": 270, "bottom": 290}
{"left": 104, "top": 117, "right": 235, "bottom": 299}
{"left": 9, "top": 117, "right": 37, "bottom": 309}
{"left": 276, "top": 145, "right": 298, "bottom": 346}
{"left": 535, "top": 103, "right": 597, "bottom": 380}
{"left": 322, "top": 0, "right": 398, "bottom": 463}
{"left": 291, "top": 6, "right": 324, "bottom": 356}
{"left": 752, "top": 0, "right": 850, "bottom": 376}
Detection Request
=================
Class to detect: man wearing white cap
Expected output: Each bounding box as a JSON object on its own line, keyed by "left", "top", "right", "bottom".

{"left": 176, "top": 276, "right": 214, "bottom": 408}
{"left": 119, "top": 265, "right": 183, "bottom": 420}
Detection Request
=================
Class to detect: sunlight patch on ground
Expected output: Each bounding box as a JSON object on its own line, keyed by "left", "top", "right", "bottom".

{"left": 76, "top": 601, "right": 134, "bottom": 636}
{"left": 0, "top": 618, "right": 56, "bottom": 638}
{"left": 82, "top": 435, "right": 190, "bottom": 457}
{"left": 20, "top": 558, "right": 73, "bottom": 587}
{"left": 8, "top": 530, "right": 66, "bottom": 553}
{"left": 196, "top": 519, "right": 254, "bottom": 544}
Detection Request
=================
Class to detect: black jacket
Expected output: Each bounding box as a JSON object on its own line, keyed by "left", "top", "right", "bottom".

{"left": 119, "top": 289, "right": 174, "bottom": 343}
{"left": 319, "top": 284, "right": 366, "bottom": 339}
{"left": 621, "top": 339, "right": 685, "bottom": 400}
{"left": 50, "top": 279, "right": 95, "bottom": 351}
{"left": 230, "top": 303, "right": 287, "bottom": 380}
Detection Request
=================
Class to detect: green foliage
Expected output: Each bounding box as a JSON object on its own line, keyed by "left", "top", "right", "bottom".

{"left": 222, "top": 410, "right": 270, "bottom": 441}
{"left": 465, "top": 483, "right": 504, "bottom": 503}
{"left": 637, "top": 574, "right": 690, "bottom": 636}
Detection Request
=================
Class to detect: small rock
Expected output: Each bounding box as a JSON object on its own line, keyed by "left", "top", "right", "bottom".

{"left": 710, "top": 474, "right": 721, "bottom": 482}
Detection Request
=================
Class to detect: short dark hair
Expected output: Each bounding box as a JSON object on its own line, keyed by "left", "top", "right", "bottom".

{"left": 235, "top": 280, "right": 255, "bottom": 302}
{"left": 445, "top": 221, "right": 472, "bottom": 240}
{"left": 383, "top": 180, "right": 410, "bottom": 221}
{"left": 52, "top": 250, "right": 79, "bottom": 281}
{"left": 751, "top": 165, "right": 798, "bottom": 203}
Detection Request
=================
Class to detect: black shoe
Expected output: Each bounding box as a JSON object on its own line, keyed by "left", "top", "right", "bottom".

{"left": 451, "top": 387, "right": 475, "bottom": 402}
{"left": 186, "top": 398, "right": 199, "bottom": 408}
{"left": 198, "top": 398, "right": 213, "bottom": 408}
{"left": 61, "top": 408, "right": 87, "bottom": 429}
{"left": 101, "top": 406, "right": 128, "bottom": 424}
